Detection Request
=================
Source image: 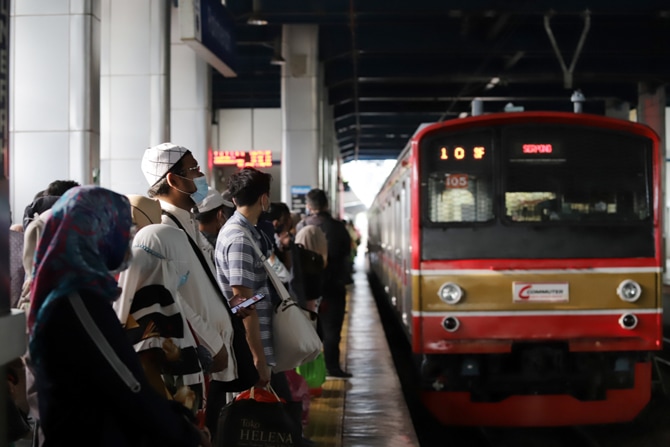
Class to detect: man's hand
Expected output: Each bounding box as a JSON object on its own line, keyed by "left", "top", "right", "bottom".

{"left": 230, "top": 294, "right": 254, "bottom": 319}
{"left": 254, "top": 361, "right": 271, "bottom": 387}
{"left": 210, "top": 346, "right": 228, "bottom": 373}
{"left": 197, "top": 425, "right": 212, "bottom": 447}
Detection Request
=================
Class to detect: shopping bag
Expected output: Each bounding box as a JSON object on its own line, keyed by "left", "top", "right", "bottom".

{"left": 285, "top": 370, "right": 311, "bottom": 429}
{"left": 272, "top": 298, "right": 322, "bottom": 372}
{"left": 215, "top": 387, "right": 303, "bottom": 447}
{"left": 295, "top": 351, "right": 326, "bottom": 389}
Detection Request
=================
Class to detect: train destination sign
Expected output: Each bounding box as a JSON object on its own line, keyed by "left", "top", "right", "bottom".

{"left": 522, "top": 143, "right": 553, "bottom": 154}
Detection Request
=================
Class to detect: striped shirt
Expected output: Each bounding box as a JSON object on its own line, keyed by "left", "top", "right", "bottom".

{"left": 215, "top": 211, "right": 274, "bottom": 365}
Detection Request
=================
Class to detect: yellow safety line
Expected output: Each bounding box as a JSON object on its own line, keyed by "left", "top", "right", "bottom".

{"left": 303, "top": 290, "right": 351, "bottom": 447}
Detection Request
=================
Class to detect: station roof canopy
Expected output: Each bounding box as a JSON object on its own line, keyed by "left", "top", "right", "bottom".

{"left": 214, "top": 0, "right": 670, "bottom": 162}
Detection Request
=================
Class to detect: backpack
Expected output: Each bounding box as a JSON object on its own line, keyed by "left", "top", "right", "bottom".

{"left": 295, "top": 243, "right": 324, "bottom": 276}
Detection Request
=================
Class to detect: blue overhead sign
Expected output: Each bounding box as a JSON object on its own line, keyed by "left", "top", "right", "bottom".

{"left": 180, "top": 0, "right": 237, "bottom": 77}
{"left": 291, "top": 185, "right": 312, "bottom": 214}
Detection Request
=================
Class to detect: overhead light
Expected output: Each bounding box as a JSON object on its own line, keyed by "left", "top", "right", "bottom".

{"left": 270, "top": 55, "right": 285, "bottom": 66}
{"left": 269, "top": 36, "right": 284, "bottom": 65}
{"left": 247, "top": 0, "right": 267, "bottom": 25}
{"left": 485, "top": 76, "right": 501, "bottom": 90}
{"left": 247, "top": 16, "right": 268, "bottom": 26}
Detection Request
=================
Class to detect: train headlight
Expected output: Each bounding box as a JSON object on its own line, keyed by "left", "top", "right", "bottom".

{"left": 616, "top": 280, "right": 642, "bottom": 303}
{"left": 619, "top": 313, "right": 638, "bottom": 330}
{"left": 438, "top": 282, "right": 464, "bottom": 304}
{"left": 442, "top": 316, "right": 460, "bottom": 332}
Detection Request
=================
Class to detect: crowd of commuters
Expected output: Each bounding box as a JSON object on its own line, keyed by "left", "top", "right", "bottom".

{"left": 6, "top": 142, "right": 359, "bottom": 446}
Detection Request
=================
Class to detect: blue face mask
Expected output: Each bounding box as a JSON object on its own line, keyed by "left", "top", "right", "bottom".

{"left": 190, "top": 176, "right": 209, "bottom": 205}
{"left": 178, "top": 271, "right": 190, "bottom": 288}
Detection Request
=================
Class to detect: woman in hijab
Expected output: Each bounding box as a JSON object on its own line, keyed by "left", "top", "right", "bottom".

{"left": 28, "top": 186, "right": 208, "bottom": 447}
{"left": 115, "top": 224, "right": 207, "bottom": 427}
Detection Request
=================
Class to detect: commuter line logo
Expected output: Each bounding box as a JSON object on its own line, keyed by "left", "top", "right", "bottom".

{"left": 512, "top": 282, "right": 569, "bottom": 303}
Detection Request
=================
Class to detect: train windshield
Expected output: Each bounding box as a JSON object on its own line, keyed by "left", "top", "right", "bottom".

{"left": 423, "top": 130, "right": 494, "bottom": 223}
{"left": 418, "top": 120, "right": 655, "bottom": 260}
{"left": 502, "top": 125, "right": 652, "bottom": 225}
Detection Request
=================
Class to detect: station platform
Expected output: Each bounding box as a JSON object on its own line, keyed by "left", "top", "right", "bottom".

{"left": 304, "top": 263, "right": 420, "bottom": 447}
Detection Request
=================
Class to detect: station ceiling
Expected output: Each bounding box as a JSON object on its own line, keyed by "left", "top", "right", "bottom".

{"left": 214, "top": 0, "right": 670, "bottom": 162}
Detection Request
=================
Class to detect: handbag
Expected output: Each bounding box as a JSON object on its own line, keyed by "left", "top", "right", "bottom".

{"left": 228, "top": 224, "right": 323, "bottom": 372}
{"left": 163, "top": 212, "right": 258, "bottom": 392}
{"left": 215, "top": 386, "right": 302, "bottom": 447}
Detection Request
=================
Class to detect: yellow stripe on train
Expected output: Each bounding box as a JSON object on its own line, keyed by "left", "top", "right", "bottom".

{"left": 414, "top": 271, "right": 661, "bottom": 312}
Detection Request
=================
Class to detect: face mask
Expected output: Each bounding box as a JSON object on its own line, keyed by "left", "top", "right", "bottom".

{"left": 178, "top": 271, "right": 190, "bottom": 288}
{"left": 190, "top": 176, "right": 209, "bottom": 204}
{"left": 173, "top": 174, "right": 209, "bottom": 204}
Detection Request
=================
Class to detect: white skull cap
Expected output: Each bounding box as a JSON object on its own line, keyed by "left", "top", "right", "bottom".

{"left": 196, "top": 187, "right": 226, "bottom": 214}
{"left": 141, "top": 142, "right": 191, "bottom": 186}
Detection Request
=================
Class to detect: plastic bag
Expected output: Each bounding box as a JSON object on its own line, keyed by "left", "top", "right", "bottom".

{"left": 295, "top": 351, "right": 326, "bottom": 390}
{"left": 285, "top": 370, "right": 310, "bottom": 429}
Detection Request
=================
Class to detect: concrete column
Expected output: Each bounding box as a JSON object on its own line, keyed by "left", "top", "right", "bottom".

{"left": 170, "top": 5, "right": 211, "bottom": 180}
{"left": 100, "top": 0, "right": 170, "bottom": 195}
{"left": 10, "top": 0, "right": 100, "bottom": 222}
{"left": 318, "top": 77, "right": 340, "bottom": 212}
{"left": 280, "top": 24, "right": 319, "bottom": 203}
{"left": 637, "top": 83, "right": 668, "bottom": 281}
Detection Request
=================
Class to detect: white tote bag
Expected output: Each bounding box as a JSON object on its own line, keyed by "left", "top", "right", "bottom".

{"left": 229, "top": 224, "right": 322, "bottom": 372}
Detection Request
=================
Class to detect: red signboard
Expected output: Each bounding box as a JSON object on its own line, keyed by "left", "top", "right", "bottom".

{"left": 211, "top": 150, "right": 273, "bottom": 168}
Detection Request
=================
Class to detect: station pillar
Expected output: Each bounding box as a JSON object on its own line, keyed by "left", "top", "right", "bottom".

{"left": 2, "top": 1, "right": 27, "bottom": 444}
{"left": 100, "top": 0, "right": 171, "bottom": 195}
{"left": 280, "top": 25, "right": 320, "bottom": 206}
{"left": 9, "top": 1, "right": 101, "bottom": 222}
{"left": 169, "top": 5, "right": 210, "bottom": 180}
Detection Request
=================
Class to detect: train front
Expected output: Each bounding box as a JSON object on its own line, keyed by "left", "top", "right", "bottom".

{"left": 414, "top": 113, "right": 663, "bottom": 426}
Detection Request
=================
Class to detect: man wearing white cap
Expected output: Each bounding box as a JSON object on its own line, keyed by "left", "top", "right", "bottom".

{"left": 141, "top": 143, "right": 238, "bottom": 434}
{"left": 195, "top": 187, "right": 229, "bottom": 259}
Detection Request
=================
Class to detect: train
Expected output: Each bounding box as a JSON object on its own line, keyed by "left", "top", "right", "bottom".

{"left": 366, "top": 111, "right": 663, "bottom": 426}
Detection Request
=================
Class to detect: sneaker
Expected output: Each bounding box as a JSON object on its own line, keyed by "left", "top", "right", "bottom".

{"left": 326, "top": 369, "right": 353, "bottom": 379}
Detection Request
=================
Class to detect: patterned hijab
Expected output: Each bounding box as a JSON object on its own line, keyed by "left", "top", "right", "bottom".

{"left": 28, "top": 186, "right": 132, "bottom": 358}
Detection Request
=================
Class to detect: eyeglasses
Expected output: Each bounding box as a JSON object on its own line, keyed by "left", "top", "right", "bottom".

{"left": 186, "top": 165, "right": 201, "bottom": 172}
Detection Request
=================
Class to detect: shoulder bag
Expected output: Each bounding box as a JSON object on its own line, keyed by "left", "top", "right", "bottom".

{"left": 227, "top": 224, "right": 322, "bottom": 372}
{"left": 163, "top": 212, "right": 258, "bottom": 392}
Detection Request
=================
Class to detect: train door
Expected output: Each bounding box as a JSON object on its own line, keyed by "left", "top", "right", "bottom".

{"left": 392, "top": 192, "right": 401, "bottom": 310}
{"left": 400, "top": 180, "right": 412, "bottom": 331}
{"left": 382, "top": 202, "right": 390, "bottom": 288}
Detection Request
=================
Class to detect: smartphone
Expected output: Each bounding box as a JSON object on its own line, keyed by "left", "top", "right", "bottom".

{"left": 231, "top": 293, "right": 265, "bottom": 314}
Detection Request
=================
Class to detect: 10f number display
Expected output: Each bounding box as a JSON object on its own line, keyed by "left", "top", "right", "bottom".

{"left": 439, "top": 146, "right": 486, "bottom": 161}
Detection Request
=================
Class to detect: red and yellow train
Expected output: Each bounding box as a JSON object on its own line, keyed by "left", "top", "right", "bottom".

{"left": 366, "top": 111, "right": 663, "bottom": 426}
